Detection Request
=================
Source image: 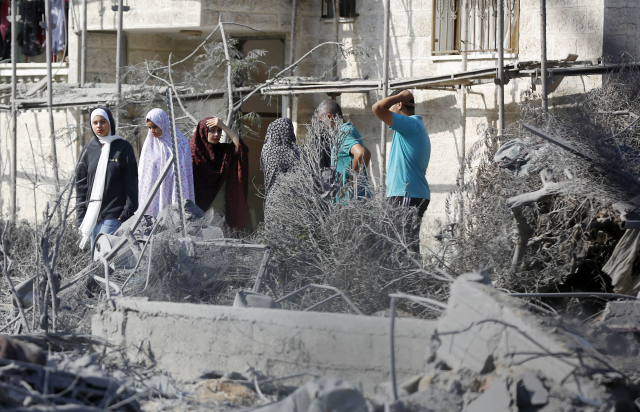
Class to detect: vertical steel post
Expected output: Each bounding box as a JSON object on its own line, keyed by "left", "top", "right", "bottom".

{"left": 334, "top": 0, "right": 340, "bottom": 67}
{"left": 81, "top": 0, "right": 87, "bottom": 86}
{"left": 219, "top": 18, "right": 234, "bottom": 143}
{"left": 9, "top": 0, "right": 17, "bottom": 221}
{"left": 540, "top": 0, "right": 548, "bottom": 113}
{"left": 380, "top": 0, "right": 390, "bottom": 191}
{"left": 287, "top": 0, "right": 296, "bottom": 118}
{"left": 498, "top": 0, "right": 505, "bottom": 134}
{"left": 45, "top": 0, "right": 61, "bottom": 198}
{"left": 460, "top": 0, "right": 468, "bottom": 231}
{"left": 389, "top": 296, "right": 398, "bottom": 401}
{"left": 115, "top": 0, "right": 123, "bottom": 128}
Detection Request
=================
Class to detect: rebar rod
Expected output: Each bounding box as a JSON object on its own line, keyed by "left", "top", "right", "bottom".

{"left": 9, "top": 0, "right": 17, "bottom": 222}
{"left": 166, "top": 88, "right": 187, "bottom": 237}
{"left": 508, "top": 292, "right": 638, "bottom": 300}
{"left": 380, "top": 0, "right": 390, "bottom": 190}
{"left": 252, "top": 248, "right": 271, "bottom": 293}
{"left": 540, "top": 0, "right": 548, "bottom": 113}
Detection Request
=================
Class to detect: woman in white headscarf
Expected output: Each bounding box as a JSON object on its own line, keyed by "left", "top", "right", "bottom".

{"left": 75, "top": 106, "right": 138, "bottom": 249}
{"left": 137, "top": 108, "right": 194, "bottom": 217}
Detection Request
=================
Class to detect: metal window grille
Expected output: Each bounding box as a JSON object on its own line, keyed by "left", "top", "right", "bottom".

{"left": 322, "top": 0, "right": 358, "bottom": 19}
{"left": 432, "top": 0, "right": 519, "bottom": 55}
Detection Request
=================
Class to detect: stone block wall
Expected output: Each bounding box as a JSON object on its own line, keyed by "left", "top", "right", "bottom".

{"left": 603, "top": 0, "right": 640, "bottom": 61}
{"left": 519, "top": 0, "right": 604, "bottom": 61}
{"left": 86, "top": 0, "right": 201, "bottom": 31}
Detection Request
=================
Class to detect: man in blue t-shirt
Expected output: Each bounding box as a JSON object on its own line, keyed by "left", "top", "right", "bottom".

{"left": 372, "top": 89, "right": 431, "bottom": 219}
{"left": 316, "top": 99, "right": 371, "bottom": 201}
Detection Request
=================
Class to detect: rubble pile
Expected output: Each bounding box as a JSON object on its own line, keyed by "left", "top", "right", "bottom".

{"left": 446, "top": 69, "right": 640, "bottom": 311}
{"left": 55, "top": 200, "right": 266, "bottom": 333}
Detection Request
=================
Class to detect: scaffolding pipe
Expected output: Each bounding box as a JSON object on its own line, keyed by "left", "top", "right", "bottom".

{"left": 44, "top": 0, "right": 61, "bottom": 197}
{"left": 219, "top": 18, "right": 234, "bottom": 142}
{"left": 498, "top": 0, "right": 505, "bottom": 134}
{"left": 380, "top": 0, "right": 390, "bottom": 190}
{"left": 332, "top": 0, "right": 339, "bottom": 81}
{"left": 115, "top": 0, "right": 124, "bottom": 128}
{"left": 459, "top": 0, "right": 468, "bottom": 231}
{"left": 287, "top": 0, "right": 296, "bottom": 118}
{"left": 540, "top": 0, "right": 548, "bottom": 113}
{"left": 9, "top": 0, "right": 17, "bottom": 222}
{"left": 81, "top": 0, "right": 87, "bottom": 86}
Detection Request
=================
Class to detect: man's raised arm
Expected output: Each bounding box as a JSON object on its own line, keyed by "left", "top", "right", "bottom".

{"left": 372, "top": 90, "right": 415, "bottom": 127}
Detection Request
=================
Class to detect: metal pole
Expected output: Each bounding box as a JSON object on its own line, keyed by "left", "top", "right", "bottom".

{"left": 287, "top": 0, "right": 296, "bottom": 118}
{"left": 165, "top": 88, "right": 187, "bottom": 238}
{"left": 540, "top": 0, "right": 548, "bottom": 113}
{"left": 389, "top": 296, "right": 398, "bottom": 401}
{"left": 332, "top": 0, "right": 339, "bottom": 81}
{"left": 219, "top": 18, "right": 234, "bottom": 143}
{"left": 9, "top": 0, "right": 17, "bottom": 222}
{"left": 81, "top": 0, "right": 87, "bottom": 86}
{"left": 498, "top": 0, "right": 505, "bottom": 134}
{"left": 380, "top": 0, "right": 390, "bottom": 191}
{"left": 460, "top": 0, "right": 468, "bottom": 231}
{"left": 45, "top": 0, "right": 61, "bottom": 198}
{"left": 115, "top": 0, "right": 123, "bottom": 128}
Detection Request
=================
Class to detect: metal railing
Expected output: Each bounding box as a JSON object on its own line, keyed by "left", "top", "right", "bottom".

{"left": 432, "top": 0, "right": 519, "bottom": 55}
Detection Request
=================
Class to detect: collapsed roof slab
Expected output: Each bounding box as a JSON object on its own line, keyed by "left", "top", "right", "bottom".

{"left": 434, "top": 279, "right": 621, "bottom": 404}
{"left": 92, "top": 298, "right": 436, "bottom": 394}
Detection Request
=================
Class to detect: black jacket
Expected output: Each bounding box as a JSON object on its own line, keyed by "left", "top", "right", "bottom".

{"left": 75, "top": 137, "right": 139, "bottom": 226}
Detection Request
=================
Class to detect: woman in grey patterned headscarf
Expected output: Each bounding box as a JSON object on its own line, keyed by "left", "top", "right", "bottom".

{"left": 260, "top": 118, "right": 299, "bottom": 222}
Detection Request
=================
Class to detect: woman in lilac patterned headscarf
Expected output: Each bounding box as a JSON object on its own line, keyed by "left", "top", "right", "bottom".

{"left": 137, "top": 108, "right": 195, "bottom": 217}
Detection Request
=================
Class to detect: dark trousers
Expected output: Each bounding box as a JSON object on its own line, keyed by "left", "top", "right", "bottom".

{"left": 389, "top": 196, "right": 430, "bottom": 218}
{"left": 389, "top": 196, "right": 430, "bottom": 253}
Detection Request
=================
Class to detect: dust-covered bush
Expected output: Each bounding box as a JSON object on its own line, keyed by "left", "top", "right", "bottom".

{"left": 251, "top": 116, "right": 452, "bottom": 317}
{"left": 444, "top": 67, "right": 640, "bottom": 295}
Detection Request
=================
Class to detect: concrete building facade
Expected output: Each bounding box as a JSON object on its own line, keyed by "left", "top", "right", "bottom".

{"left": 0, "top": 0, "right": 636, "bottom": 243}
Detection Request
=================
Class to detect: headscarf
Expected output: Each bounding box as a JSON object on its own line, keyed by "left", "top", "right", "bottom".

{"left": 78, "top": 107, "right": 123, "bottom": 249}
{"left": 137, "top": 109, "right": 195, "bottom": 217}
{"left": 260, "top": 118, "right": 299, "bottom": 219}
{"left": 191, "top": 118, "right": 249, "bottom": 231}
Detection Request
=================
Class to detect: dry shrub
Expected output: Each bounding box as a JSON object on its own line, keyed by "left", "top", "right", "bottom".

{"left": 446, "top": 67, "right": 640, "bottom": 293}
{"left": 251, "top": 116, "right": 450, "bottom": 317}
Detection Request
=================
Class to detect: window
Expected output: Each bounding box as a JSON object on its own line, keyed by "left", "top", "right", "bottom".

{"left": 432, "top": 0, "right": 519, "bottom": 55}
{"left": 322, "top": 0, "right": 357, "bottom": 19}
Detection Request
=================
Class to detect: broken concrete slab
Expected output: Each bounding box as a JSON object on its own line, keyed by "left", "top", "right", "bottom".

{"left": 464, "top": 378, "right": 514, "bottom": 412}
{"left": 596, "top": 301, "right": 640, "bottom": 331}
{"left": 92, "top": 298, "right": 436, "bottom": 393}
{"left": 433, "top": 279, "right": 610, "bottom": 402}
{"left": 253, "top": 377, "right": 367, "bottom": 412}
{"left": 519, "top": 371, "right": 548, "bottom": 407}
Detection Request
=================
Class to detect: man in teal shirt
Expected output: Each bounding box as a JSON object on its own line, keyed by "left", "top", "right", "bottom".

{"left": 372, "top": 89, "right": 431, "bottom": 218}
{"left": 316, "top": 99, "right": 371, "bottom": 201}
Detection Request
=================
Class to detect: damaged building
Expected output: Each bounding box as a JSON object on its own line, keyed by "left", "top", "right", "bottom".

{"left": 2, "top": 0, "right": 640, "bottom": 411}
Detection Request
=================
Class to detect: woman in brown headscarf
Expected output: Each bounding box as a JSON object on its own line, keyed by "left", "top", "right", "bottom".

{"left": 191, "top": 116, "right": 249, "bottom": 231}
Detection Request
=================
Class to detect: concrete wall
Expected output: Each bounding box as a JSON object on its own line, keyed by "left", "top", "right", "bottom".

{"left": 0, "top": 109, "right": 81, "bottom": 221}
{"left": 603, "top": 0, "right": 640, "bottom": 61}
{"left": 92, "top": 298, "right": 436, "bottom": 393}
